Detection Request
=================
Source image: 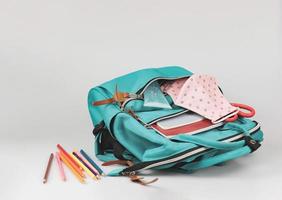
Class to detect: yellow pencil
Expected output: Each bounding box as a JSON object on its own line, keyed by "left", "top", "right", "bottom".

{"left": 70, "top": 153, "right": 97, "bottom": 180}
{"left": 73, "top": 149, "right": 101, "bottom": 179}
{"left": 59, "top": 152, "right": 85, "bottom": 184}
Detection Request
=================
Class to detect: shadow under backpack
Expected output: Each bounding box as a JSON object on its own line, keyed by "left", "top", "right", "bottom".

{"left": 87, "top": 66, "right": 263, "bottom": 180}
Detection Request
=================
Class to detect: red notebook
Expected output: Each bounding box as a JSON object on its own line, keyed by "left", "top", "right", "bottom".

{"left": 151, "top": 112, "right": 224, "bottom": 138}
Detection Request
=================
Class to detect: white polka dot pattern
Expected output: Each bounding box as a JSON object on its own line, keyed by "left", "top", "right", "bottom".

{"left": 161, "top": 74, "right": 238, "bottom": 123}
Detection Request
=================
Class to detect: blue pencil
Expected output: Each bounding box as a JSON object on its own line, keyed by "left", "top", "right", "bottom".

{"left": 80, "top": 149, "right": 105, "bottom": 175}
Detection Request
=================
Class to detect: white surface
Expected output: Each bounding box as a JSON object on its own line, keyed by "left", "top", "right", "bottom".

{"left": 0, "top": 0, "right": 281, "bottom": 200}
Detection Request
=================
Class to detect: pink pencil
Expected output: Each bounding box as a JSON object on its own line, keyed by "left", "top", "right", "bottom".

{"left": 74, "top": 150, "right": 100, "bottom": 177}
{"left": 55, "top": 152, "right": 66, "bottom": 181}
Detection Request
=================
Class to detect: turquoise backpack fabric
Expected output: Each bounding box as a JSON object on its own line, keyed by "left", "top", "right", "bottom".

{"left": 88, "top": 66, "right": 263, "bottom": 176}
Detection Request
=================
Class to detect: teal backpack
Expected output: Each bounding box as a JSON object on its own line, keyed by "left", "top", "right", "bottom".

{"left": 87, "top": 66, "right": 263, "bottom": 177}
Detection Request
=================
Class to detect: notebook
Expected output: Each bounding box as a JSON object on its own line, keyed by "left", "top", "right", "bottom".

{"left": 151, "top": 112, "right": 224, "bottom": 138}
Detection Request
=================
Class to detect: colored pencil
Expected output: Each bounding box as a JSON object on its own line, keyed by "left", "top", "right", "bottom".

{"left": 43, "top": 153, "right": 54, "bottom": 184}
{"left": 57, "top": 144, "right": 82, "bottom": 171}
{"left": 73, "top": 151, "right": 100, "bottom": 179}
{"left": 70, "top": 153, "right": 97, "bottom": 180}
{"left": 59, "top": 152, "right": 85, "bottom": 183}
{"left": 55, "top": 152, "right": 66, "bottom": 181}
{"left": 57, "top": 144, "right": 85, "bottom": 178}
{"left": 80, "top": 149, "right": 105, "bottom": 175}
{"left": 74, "top": 150, "right": 100, "bottom": 178}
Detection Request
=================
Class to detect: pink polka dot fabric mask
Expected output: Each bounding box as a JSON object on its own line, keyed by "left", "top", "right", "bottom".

{"left": 161, "top": 74, "right": 239, "bottom": 124}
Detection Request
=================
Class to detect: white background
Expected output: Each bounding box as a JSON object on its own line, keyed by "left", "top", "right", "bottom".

{"left": 0, "top": 0, "right": 281, "bottom": 200}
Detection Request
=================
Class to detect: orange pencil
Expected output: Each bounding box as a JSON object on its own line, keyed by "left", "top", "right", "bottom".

{"left": 57, "top": 144, "right": 85, "bottom": 178}
{"left": 59, "top": 152, "right": 85, "bottom": 183}
{"left": 57, "top": 144, "right": 82, "bottom": 170}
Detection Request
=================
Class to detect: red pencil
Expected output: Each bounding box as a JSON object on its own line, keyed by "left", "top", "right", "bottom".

{"left": 57, "top": 144, "right": 85, "bottom": 177}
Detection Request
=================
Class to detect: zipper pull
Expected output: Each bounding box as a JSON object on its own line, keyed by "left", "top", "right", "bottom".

{"left": 127, "top": 109, "right": 140, "bottom": 121}
{"left": 128, "top": 93, "right": 143, "bottom": 99}
{"left": 126, "top": 109, "right": 151, "bottom": 128}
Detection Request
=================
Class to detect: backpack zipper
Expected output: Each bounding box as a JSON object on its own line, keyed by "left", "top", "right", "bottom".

{"left": 121, "top": 121, "right": 261, "bottom": 174}
{"left": 144, "top": 122, "right": 261, "bottom": 170}
{"left": 121, "top": 75, "right": 190, "bottom": 109}
{"left": 121, "top": 75, "right": 191, "bottom": 127}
